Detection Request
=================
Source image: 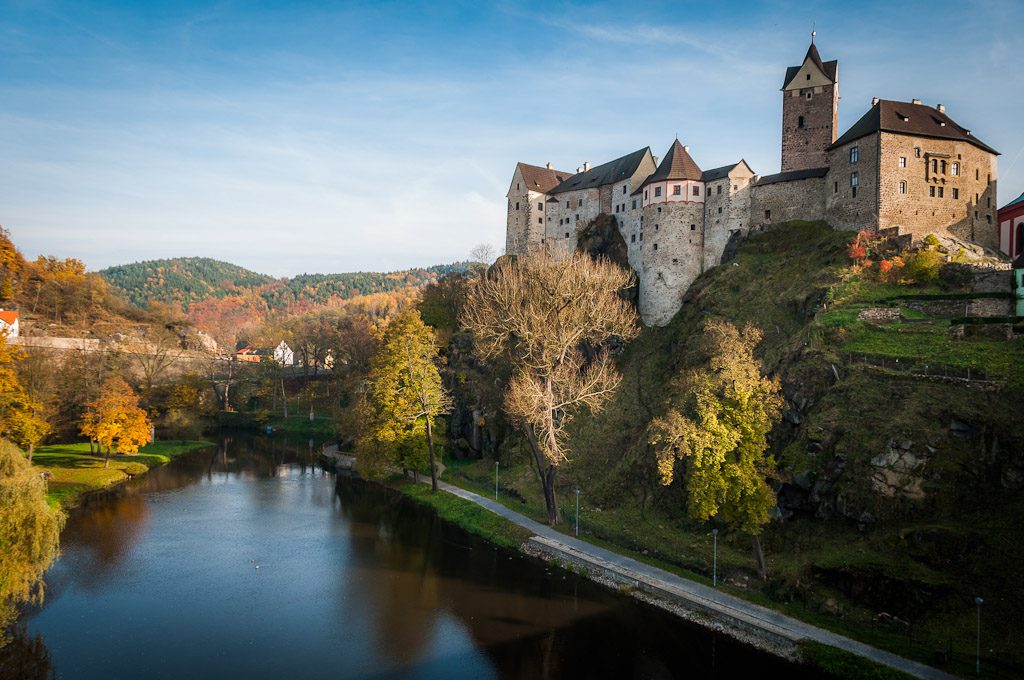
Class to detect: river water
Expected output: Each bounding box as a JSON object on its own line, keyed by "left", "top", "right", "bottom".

{"left": 7, "top": 435, "right": 813, "bottom": 679}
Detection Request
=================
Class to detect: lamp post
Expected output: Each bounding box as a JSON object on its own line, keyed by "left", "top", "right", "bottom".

{"left": 575, "top": 489, "right": 580, "bottom": 537}
{"left": 975, "top": 596, "right": 983, "bottom": 675}
{"left": 712, "top": 528, "right": 719, "bottom": 588}
{"left": 495, "top": 461, "right": 499, "bottom": 500}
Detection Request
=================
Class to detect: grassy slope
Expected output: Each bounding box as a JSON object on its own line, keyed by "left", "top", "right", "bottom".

{"left": 34, "top": 440, "right": 214, "bottom": 507}
{"left": 448, "top": 221, "right": 1023, "bottom": 677}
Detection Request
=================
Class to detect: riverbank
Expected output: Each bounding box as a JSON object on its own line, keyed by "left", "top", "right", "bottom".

{"left": 383, "top": 473, "right": 950, "bottom": 680}
{"left": 33, "top": 440, "right": 214, "bottom": 507}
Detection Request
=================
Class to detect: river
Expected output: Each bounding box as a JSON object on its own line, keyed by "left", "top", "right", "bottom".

{"left": 5, "top": 435, "right": 814, "bottom": 679}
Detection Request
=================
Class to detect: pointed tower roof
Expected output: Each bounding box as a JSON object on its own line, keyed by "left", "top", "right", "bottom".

{"left": 782, "top": 39, "right": 838, "bottom": 89}
{"left": 634, "top": 140, "right": 702, "bottom": 194}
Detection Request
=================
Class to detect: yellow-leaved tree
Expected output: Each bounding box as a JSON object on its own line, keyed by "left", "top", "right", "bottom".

{"left": 649, "top": 320, "right": 783, "bottom": 579}
{"left": 0, "top": 333, "right": 51, "bottom": 461}
{"left": 80, "top": 377, "right": 152, "bottom": 467}
{"left": 357, "top": 308, "right": 451, "bottom": 491}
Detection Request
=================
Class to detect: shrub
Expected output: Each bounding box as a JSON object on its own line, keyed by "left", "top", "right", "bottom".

{"left": 902, "top": 249, "right": 942, "bottom": 284}
{"left": 122, "top": 462, "right": 148, "bottom": 476}
{"left": 938, "top": 262, "right": 974, "bottom": 290}
{"left": 922, "top": 233, "right": 941, "bottom": 248}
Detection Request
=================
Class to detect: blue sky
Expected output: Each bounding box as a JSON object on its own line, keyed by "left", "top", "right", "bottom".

{"left": 2, "top": 0, "right": 1022, "bottom": 277}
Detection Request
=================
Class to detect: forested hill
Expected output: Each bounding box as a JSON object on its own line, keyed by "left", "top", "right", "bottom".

{"left": 100, "top": 256, "right": 471, "bottom": 310}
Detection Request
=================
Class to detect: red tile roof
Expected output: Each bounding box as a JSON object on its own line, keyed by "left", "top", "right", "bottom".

{"left": 0, "top": 310, "right": 18, "bottom": 325}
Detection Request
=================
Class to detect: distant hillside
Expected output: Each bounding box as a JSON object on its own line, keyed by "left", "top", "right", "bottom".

{"left": 101, "top": 257, "right": 471, "bottom": 310}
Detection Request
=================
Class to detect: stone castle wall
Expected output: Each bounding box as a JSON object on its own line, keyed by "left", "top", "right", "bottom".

{"left": 750, "top": 177, "right": 826, "bottom": 228}
{"left": 782, "top": 82, "right": 838, "bottom": 172}
{"left": 825, "top": 135, "right": 880, "bottom": 232}
{"left": 876, "top": 132, "right": 998, "bottom": 248}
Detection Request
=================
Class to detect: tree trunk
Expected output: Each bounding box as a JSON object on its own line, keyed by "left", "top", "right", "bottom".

{"left": 523, "top": 425, "right": 559, "bottom": 525}
{"left": 425, "top": 416, "right": 439, "bottom": 492}
{"left": 751, "top": 535, "right": 768, "bottom": 581}
{"left": 27, "top": 443, "right": 34, "bottom": 463}
{"left": 281, "top": 377, "right": 288, "bottom": 418}
{"left": 104, "top": 448, "right": 111, "bottom": 469}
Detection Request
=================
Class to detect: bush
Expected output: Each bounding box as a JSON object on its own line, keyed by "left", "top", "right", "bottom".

{"left": 122, "top": 462, "right": 148, "bottom": 476}
{"left": 938, "top": 262, "right": 973, "bottom": 290}
{"left": 922, "top": 234, "right": 941, "bottom": 248}
{"left": 902, "top": 249, "right": 942, "bottom": 284}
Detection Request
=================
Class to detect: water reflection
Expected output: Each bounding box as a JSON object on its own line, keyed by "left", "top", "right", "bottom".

{"left": 10, "top": 435, "right": 812, "bottom": 680}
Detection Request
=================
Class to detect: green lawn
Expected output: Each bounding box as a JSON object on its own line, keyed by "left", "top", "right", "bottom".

{"left": 33, "top": 440, "right": 214, "bottom": 507}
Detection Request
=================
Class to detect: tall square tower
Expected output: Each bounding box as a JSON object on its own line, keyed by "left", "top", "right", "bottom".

{"left": 781, "top": 36, "right": 838, "bottom": 172}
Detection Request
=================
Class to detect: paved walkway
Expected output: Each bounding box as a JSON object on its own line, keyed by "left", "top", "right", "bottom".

{"left": 434, "top": 479, "right": 956, "bottom": 680}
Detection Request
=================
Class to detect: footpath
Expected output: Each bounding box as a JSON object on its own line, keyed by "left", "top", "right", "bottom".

{"left": 433, "top": 479, "right": 955, "bottom": 680}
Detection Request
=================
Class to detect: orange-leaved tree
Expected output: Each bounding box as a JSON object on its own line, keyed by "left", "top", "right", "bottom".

{"left": 0, "top": 332, "right": 51, "bottom": 460}
{"left": 80, "top": 377, "right": 152, "bottom": 466}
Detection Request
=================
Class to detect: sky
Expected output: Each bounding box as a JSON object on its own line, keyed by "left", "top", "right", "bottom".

{"left": 2, "top": 0, "right": 1022, "bottom": 277}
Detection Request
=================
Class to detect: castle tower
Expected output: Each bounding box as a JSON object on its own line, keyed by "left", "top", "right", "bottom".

{"left": 780, "top": 34, "right": 838, "bottom": 172}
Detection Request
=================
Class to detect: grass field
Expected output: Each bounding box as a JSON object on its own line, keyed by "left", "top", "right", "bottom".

{"left": 33, "top": 440, "right": 214, "bottom": 507}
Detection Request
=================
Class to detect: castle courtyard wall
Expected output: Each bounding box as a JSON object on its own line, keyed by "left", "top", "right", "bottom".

{"left": 750, "top": 177, "right": 826, "bottom": 228}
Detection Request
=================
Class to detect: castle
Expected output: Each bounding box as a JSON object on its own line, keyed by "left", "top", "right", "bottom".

{"left": 504, "top": 37, "right": 1000, "bottom": 326}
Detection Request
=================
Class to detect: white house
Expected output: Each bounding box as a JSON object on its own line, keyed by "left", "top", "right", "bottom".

{"left": 273, "top": 341, "right": 294, "bottom": 366}
{"left": 0, "top": 310, "right": 19, "bottom": 338}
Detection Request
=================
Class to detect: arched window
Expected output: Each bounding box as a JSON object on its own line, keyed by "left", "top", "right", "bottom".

{"left": 798, "top": 115, "right": 805, "bottom": 128}
{"left": 1016, "top": 223, "right": 1023, "bottom": 256}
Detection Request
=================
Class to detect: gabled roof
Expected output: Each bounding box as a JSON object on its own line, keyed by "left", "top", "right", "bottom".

{"left": 1000, "top": 191, "right": 1024, "bottom": 212}
{"left": 755, "top": 167, "right": 829, "bottom": 187}
{"left": 633, "top": 140, "right": 702, "bottom": 194}
{"left": 549, "top": 147, "right": 652, "bottom": 195}
{"left": 701, "top": 159, "right": 754, "bottom": 182}
{"left": 515, "top": 162, "right": 572, "bottom": 194}
{"left": 782, "top": 42, "right": 838, "bottom": 89}
{"left": 0, "top": 310, "right": 17, "bottom": 325}
{"left": 828, "top": 99, "right": 999, "bottom": 155}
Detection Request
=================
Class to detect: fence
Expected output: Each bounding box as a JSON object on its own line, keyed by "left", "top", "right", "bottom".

{"left": 842, "top": 352, "right": 994, "bottom": 383}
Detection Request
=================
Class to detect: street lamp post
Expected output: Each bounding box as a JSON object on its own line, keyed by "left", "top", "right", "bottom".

{"left": 712, "top": 528, "right": 719, "bottom": 588}
{"left": 575, "top": 489, "right": 580, "bottom": 537}
{"left": 495, "top": 461, "right": 499, "bottom": 500}
{"left": 975, "top": 596, "right": 983, "bottom": 675}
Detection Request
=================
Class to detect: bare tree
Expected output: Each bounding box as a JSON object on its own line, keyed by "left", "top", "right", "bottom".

{"left": 462, "top": 251, "right": 639, "bottom": 525}
{"left": 469, "top": 243, "right": 496, "bottom": 266}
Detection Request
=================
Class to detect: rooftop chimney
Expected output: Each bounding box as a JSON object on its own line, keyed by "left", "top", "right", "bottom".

{"left": 576, "top": 166, "right": 582, "bottom": 174}
{"left": 912, "top": 98, "right": 922, "bottom": 105}
{"left": 871, "top": 97, "right": 880, "bottom": 106}
{"left": 683, "top": 145, "right": 690, "bottom": 153}
{"left": 546, "top": 162, "right": 552, "bottom": 169}
{"left": 937, "top": 103, "right": 945, "bottom": 113}
{"left": 653, "top": 156, "right": 659, "bottom": 165}
{"left": 583, "top": 161, "right": 590, "bottom": 172}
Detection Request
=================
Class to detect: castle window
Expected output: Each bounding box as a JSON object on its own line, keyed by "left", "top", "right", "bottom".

{"left": 631, "top": 234, "right": 636, "bottom": 243}
{"left": 632, "top": 200, "right": 637, "bottom": 209}
{"left": 615, "top": 205, "right": 619, "bottom": 213}
{"left": 929, "top": 186, "right": 936, "bottom": 197}
{"left": 566, "top": 200, "right": 570, "bottom": 208}
{"left": 654, "top": 187, "right": 662, "bottom": 197}
{"left": 952, "top": 188, "right": 959, "bottom": 199}
{"left": 952, "top": 162, "right": 959, "bottom": 175}
{"left": 798, "top": 116, "right": 805, "bottom": 128}
{"left": 644, "top": 190, "right": 648, "bottom": 200}
{"left": 987, "top": 197, "right": 991, "bottom": 208}
{"left": 515, "top": 201, "right": 520, "bottom": 210}
{"left": 655, "top": 224, "right": 659, "bottom": 231}
{"left": 657, "top": 207, "right": 662, "bottom": 213}
{"left": 850, "top": 171, "right": 859, "bottom": 187}
{"left": 834, "top": 182, "right": 838, "bottom": 194}
{"left": 653, "top": 243, "right": 658, "bottom": 250}
{"left": 673, "top": 185, "right": 681, "bottom": 195}
{"left": 987, "top": 214, "right": 992, "bottom": 224}
{"left": 915, "top": 148, "right": 921, "bottom": 158}
{"left": 575, "top": 214, "right": 579, "bottom": 221}
{"left": 517, "top": 183, "right": 520, "bottom": 190}
{"left": 622, "top": 186, "right": 627, "bottom": 194}
{"left": 931, "top": 159, "right": 938, "bottom": 173}
{"left": 718, "top": 207, "right": 723, "bottom": 214}
{"left": 852, "top": 187, "right": 857, "bottom": 198}
{"left": 672, "top": 258, "right": 678, "bottom": 264}
{"left": 693, "top": 186, "right": 700, "bottom": 196}
{"left": 976, "top": 169, "right": 980, "bottom": 180}
{"left": 717, "top": 185, "right": 722, "bottom": 195}
{"left": 538, "top": 218, "right": 543, "bottom": 224}
{"left": 899, "top": 181, "right": 906, "bottom": 194}
{"left": 765, "top": 210, "right": 771, "bottom": 220}
{"left": 690, "top": 224, "right": 696, "bottom": 231}
{"left": 565, "top": 232, "right": 570, "bottom": 238}
{"left": 805, "top": 92, "right": 812, "bottom": 99}
{"left": 578, "top": 198, "right": 583, "bottom": 207}
{"left": 850, "top": 146, "right": 859, "bottom": 163}
{"left": 640, "top": 232, "right": 643, "bottom": 241}
{"left": 806, "top": 73, "right": 811, "bottom": 81}
{"left": 940, "top": 160, "right": 947, "bottom": 174}
{"left": 899, "top": 157, "right": 906, "bottom": 168}
{"left": 937, "top": 187, "right": 944, "bottom": 198}
{"left": 537, "top": 202, "right": 543, "bottom": 210}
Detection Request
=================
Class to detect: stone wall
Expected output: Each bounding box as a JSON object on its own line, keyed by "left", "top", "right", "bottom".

{"left": 824, "top": 135, "right": 880, "bottom": 231}
{"left": 505, "top": 183, "right": 548, "bottom": 255}
{"left": 546, "top": 188, "right": 601, "bottom": 258}
{"left": 703, "top": 166, "right": 755, "bottom": 270}
{"left": 750, "top": 176, "right": 827, "bottom": 228}
{"left": 781, "top": 78, "right": 838, "bottom": 172}
{"left": 638, "top": 201, "right": 705, "bottom": 326}
{"left": 876, "top": 132, "right": 998, "bottom": 248}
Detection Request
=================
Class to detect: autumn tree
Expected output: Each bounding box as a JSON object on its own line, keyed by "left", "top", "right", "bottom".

{"left": 80, "top": 377, "right": 152, "bottom": 466}
{"left": 648, "top": 320, "right": 783, "bottom": 579}
{"left": 0, "top": 335, "right": 51, "bottom": 461}
{"left": 462, "top": 252, "right": 639, "bottom": 525}
{"left": 0, "top": 440, "right": 64, "bottom": 633}
{"left": 358, "top": 308, "right": 451, "bottom": 491}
